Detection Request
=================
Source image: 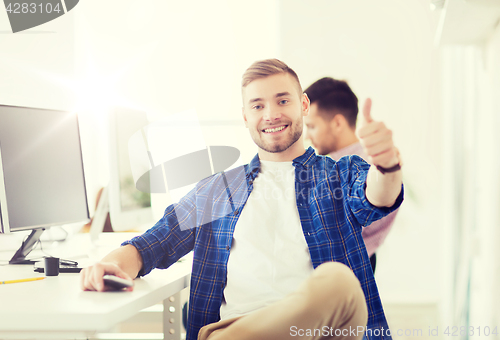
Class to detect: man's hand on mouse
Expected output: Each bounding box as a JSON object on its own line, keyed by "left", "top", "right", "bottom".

{"left": 80, "top": 262, "right": 134, "bottom": 292}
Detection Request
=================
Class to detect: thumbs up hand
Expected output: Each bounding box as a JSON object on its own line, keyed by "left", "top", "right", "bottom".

{"left": 357, "top": 98, "right": 400, "bottom": 170}
{"left": 361, "top": 98, "right": 374, "bottom": 124}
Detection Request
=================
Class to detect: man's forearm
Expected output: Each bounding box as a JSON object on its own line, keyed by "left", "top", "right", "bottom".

{"left": 365, "top": 166, "right": 402, "bottom": 208}
{"left": 101, "top": 244, "right": 144, "bottom": 279}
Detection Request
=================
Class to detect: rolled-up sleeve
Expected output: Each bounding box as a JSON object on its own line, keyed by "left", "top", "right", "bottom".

{"left": 122, "top": 189, "right": 197, "bottom": 276}
{"left": 338, "top": 155, "right": 404, "bottom": 227}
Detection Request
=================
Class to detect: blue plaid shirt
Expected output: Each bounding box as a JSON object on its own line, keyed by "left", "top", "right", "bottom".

{"left": 123, "top": 146, "right": 403, "bottom": 340}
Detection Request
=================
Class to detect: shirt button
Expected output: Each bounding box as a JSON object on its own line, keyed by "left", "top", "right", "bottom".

{"left": 226, "top": 246, "right": 230, "bottom": 251}
{"left": 233, "top": 209, "right": 239, "bottom": 216}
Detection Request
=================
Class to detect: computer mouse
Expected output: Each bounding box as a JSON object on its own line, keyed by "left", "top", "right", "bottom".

{"left": 102, "top": 275, "right": 133, "bottom": 290}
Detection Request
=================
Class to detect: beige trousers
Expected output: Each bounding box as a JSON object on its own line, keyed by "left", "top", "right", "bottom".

{"left": 198, "top": 262, "right": 368, "bottom": 340}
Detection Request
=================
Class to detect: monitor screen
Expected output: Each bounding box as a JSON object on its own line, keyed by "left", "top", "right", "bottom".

{"left": 0, "top": 105, "right": 89, "bottom": 234}
{"left": 115, "top": 109, "right": 151, "bottom": 212}
{"left": 108, "top": 107, "right": 153, "bottom": 231}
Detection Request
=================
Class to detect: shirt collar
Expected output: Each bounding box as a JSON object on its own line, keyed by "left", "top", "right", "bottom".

{"left": 247, "top": 146, "right": 317, "bottom": 179}
{"left": 292, "top": 146, "right": 316, "bottom": 167}
{"left": 329, "top": 142, "right": 363, "bottom": 161}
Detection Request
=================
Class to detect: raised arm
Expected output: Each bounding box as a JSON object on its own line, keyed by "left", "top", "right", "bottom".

{"left": 80, "top": 244, "right": 143, "bottom": 292}
{"left": 357, "top": 98, "right": 402, "bottom": 208}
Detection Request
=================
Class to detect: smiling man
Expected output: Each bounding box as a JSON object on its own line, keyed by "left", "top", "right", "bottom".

{"left": 242, "top": 71, "right": 306, "bottom": 159}
{"left": 81, "top": 59, "right": 403, "bottom": 340}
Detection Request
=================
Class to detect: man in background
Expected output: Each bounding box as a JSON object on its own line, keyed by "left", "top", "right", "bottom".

{"left": 304, "top": 77, "right": 399, "bottom": 272}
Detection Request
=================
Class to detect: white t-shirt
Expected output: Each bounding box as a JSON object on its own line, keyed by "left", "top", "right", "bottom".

{"left": 219, "top": 160, "right": 314, "bottom": 320}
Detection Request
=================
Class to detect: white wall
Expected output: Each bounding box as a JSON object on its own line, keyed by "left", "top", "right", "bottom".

{"left": 487, "top": 24, "right": 500, "bottom": 331}
{"left": 279, "top": 0, "right": 442, "bottom": 304}
{"left": 470, "top": 22, "right": 500, "bottom": 334}
{"left": 73, "top": 0, "right": 280, "bottom": 119}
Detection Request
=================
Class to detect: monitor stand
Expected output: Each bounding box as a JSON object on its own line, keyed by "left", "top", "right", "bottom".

{"left": 9, "top": 228, "right": 45, "bottom": 264}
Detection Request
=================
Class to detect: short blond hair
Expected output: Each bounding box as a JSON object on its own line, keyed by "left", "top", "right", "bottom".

{"left": 242, "top": 59, "right": 303, "bottom": 94}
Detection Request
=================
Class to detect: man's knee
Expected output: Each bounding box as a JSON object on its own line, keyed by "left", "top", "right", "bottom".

{"left": 305, "top": 262, "right": 366, "bottom": 315}
{"left": 313, "top": 261, "right": 360, "bottom": 291}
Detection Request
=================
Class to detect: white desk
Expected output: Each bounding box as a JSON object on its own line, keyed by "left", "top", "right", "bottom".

{"left": 0, "top": 233, "right": 192, "bottom": 340}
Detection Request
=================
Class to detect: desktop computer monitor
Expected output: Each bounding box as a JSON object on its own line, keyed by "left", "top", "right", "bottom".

{"left": 107, "top": 107, "right": 153, "bottom": 232}
{"left": 0, "top": 105, "right": 90, "bottom": 264}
